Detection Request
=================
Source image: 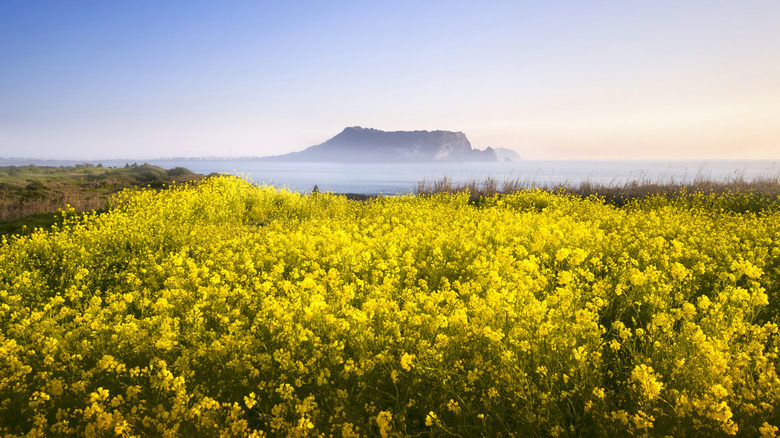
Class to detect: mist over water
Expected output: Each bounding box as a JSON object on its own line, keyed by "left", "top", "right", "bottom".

{"left": 9, "top": 159, "right": 780, "bottom": 195}
{"left": 148, "top": 160, "right": 780, "bottom": 195}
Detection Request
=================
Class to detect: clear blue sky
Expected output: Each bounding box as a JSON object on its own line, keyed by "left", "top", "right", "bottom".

{"left": 2, "top": 0, "right": 779, "bottom": 160}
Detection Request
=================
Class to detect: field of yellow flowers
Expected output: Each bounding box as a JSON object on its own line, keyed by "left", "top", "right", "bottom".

{"left": 1, "top": 175, "right": 780, "bottom": 437}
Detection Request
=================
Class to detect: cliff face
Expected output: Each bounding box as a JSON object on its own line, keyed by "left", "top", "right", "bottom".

{"left": 268, "top": 127, "right": 497, "bottom": 162}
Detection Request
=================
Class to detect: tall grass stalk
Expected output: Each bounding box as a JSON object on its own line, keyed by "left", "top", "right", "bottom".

{"left": 416, "top": 170, "right": 780, "bottom": 206}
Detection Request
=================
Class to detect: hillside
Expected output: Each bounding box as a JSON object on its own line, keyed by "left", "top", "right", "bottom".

{"left": 0, "top": 163, "right": 203, "bottom": 229}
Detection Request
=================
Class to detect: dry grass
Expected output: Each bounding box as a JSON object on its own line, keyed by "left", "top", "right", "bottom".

{"left": 0, "top": 164, "right": 204, "bottom": 222}
{"left": 416, "top": 171, "right": 780, "bottom": 206}
{"left": 0, "top": 181, "right": 112, "bottom": 221}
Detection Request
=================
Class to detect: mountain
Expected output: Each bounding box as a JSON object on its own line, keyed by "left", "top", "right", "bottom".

{"left": 265, "top": 127, "right": 498, "bottom": 162}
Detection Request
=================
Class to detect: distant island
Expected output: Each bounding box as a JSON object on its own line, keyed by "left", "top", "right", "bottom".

{"left": 263, "top": 127, "right": 518, "bottom": 162}
{"left": 0, "top": 127, "right": 521, "bottom": 165}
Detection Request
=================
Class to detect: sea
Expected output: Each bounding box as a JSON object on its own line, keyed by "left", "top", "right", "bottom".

{"left": 6, "top": 159, "right": 780, "bottom": 195}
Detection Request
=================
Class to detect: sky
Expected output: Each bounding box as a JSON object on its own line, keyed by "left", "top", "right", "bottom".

{"left": 1, "top": 0, "right": 779, "bottom": 160}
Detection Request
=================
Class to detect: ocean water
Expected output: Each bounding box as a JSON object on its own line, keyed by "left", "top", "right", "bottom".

{"left": 126, "top": 159, "right": 780, "bottom": 195}
{"left": 11, "top": 159, "right": 780, "bottom": 195}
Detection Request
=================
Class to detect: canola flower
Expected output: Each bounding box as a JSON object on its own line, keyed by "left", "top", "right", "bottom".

{"left": 1, "top": 175, "right": 779, "bottom": 437}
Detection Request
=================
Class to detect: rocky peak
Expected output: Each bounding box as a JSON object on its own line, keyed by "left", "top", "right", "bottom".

{"left": 266, "top": 127, "right": 497, "bottom": 162}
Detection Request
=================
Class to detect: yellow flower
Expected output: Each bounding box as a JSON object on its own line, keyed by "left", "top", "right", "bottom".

{"left": 400, "top": 353, "right": 415, "bottom": 372}
{"left": 760, "top": 422, "right": 778, "bottom": 438}
{"left": 376, "top": 410, "right": 393, "bottom": 438}
{"left": 244, "top": 392, "right": 257, "bottom": 409}
{"left": 631, "top": 364, "right": 663, "bottom": 401}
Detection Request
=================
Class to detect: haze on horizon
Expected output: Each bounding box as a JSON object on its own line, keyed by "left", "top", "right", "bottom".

{"left": 1, "top": 1, "right": 779, "bottom": 161}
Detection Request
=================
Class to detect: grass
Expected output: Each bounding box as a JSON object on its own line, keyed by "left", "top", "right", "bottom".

{"left": 415, "top": 171, "right": 780, "bottom": 206}
{"left": 0, "top": 211, "right": 84, "bottom": 236}
{"left": 0, "top": 163, "right": 204, "bottom": 227}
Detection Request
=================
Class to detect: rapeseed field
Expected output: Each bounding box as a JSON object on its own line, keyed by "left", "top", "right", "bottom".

{"left": 1, "top": 175, "right": 779, "bottom": 437}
